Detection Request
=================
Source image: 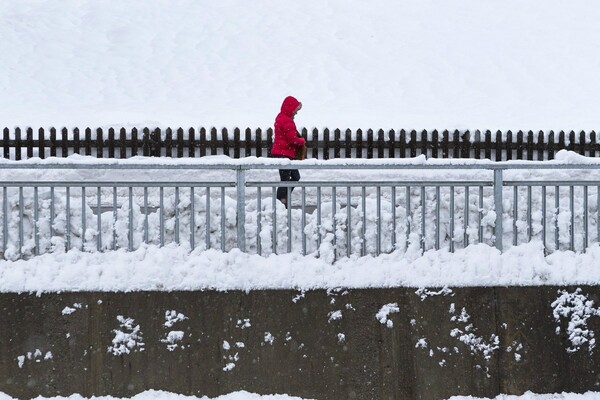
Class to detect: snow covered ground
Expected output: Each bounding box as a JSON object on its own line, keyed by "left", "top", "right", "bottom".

{"left": 1, "top": 390, "right": 600, "bottom": 400}
{"left": 2, "top": 1, "right": 600, "bottom": 130}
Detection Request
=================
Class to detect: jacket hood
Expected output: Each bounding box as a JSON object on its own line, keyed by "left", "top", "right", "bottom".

{"left": 280, "top": 96, "right": 301, "bottom": 117}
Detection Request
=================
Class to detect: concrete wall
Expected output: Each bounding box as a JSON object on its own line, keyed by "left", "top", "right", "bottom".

{"left": 1, "top": 286, "right": 599, "bottom": 400}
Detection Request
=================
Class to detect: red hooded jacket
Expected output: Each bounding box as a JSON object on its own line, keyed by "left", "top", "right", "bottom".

{"left": 271, "top": 96, "right": 306, "bottom": 159}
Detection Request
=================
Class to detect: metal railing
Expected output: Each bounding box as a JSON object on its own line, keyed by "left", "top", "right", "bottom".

{"left": 1, "top": 161, "right": 599, "bottom": 260}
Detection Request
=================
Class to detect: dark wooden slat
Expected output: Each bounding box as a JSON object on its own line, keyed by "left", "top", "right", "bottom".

{"left": 188, "top": 128, "right": 196, "bottom": 157}
{"left": 142, "top": 128, "right": 150, "bottom": 156}
{"left": 473, "top": 130, "right": 481, "bottom": 160}
{"left": 310, "top": 128, "right": 318, "bottom": 159}
{"left": 61, "top": 128, "right": 68, "bottom": 158}
{"left": 345, "top": 129, "right": 352, "bottom": 158}
{"left": 484, "top": 130, "right": 491, "bottom": 160}
{"left": 255, "top": 128, "right": 263, "bottom": 157}
{"left": 409, "top": 130, "right": 417, "bottom": 158}
{"left": 131, "top": 128, "right": 139, "bottom": 157}
{"left": 222, "top": 128, "right": 230, "bottom": 157}
{"left": 108, "top": 128, "right": 115, "bottom": 158}
{"left": 558, "top": 131, "right": 566, "bottom": 154}
{"left": 323, "top": 128, "right": 330, "bottom": 160}
{"left": 568, "top": 130, "right": 575, "bottom": 152}
{"left": 547, "top": 131, "right": 555, "bottom": 160}
{"left": 367, "top": 129, "right": 374, "bottom": 159}
{"left": 2, "top": 128, "right": 9, "bottom": 159}
{"left": 452, "top": 130, "right": 460, "bottom": 158}
{"left": 177, "top": 128, "right": 185, "bottom": 158}
{"left": 26, "top": 127, "right": 34, "bottom": 158}
{"left": 579, "top": 131, "right": 586, "bottom": 155}
{"left": 199, "top": 127, "right": 207, "bottom": 157}
{"left": 495, "top": 130, "right": 502, "bottom": 161}
{"left": 165, "top": 128, "right": 174, "bottom": 157}
{"left": 441, "top": 130, "right": 449, "bottom": 158}
{"left": 526, "top": 131, "right": 534, "bottom": 161}
{"left": 461, "top": 131, "right": 470, "bottom": 159}
{"left": 152, "top": 128, "right": 162, "bottom": 157}
{"left": 267, "top": 128, "right": 275, "bottom": 157}
{"left": 50, "top": 127, "right": 57, "bottom": 158}
{"left": 431, "top": 130, "right": 439, "bottom": 158}
{"left": 73, "top": 128, "right": 81, "bottom": 155}
{"left": 119, "top": 128, "right": 127, "bottom": 158}
{"left": 505, "top": 130, "right": 513, "bottom": 161}
{"left": 356, "top": 129, "right": 363, "bottom": 158}
{"left": 85, "top": 127, "right": 92, "bottom": 156}
{"left": 388, "top": 129, "right": 395, "bottom": 158}
{"left": 96, "top": 128, "right": 103, "bottom": 158}
{"left": 399, "top": 129, "right": 406, "bottom": 159}
{"left": 244, "top": 128, "right": 252, "bottom": 157}
{"left": 38, "top": 128, "right": 45, "bottom": 159}
{"left": 334, "top": 129, "right": 341, "bottom": 159}
{"left": 420, "top": 130, "right": 428, "bottom": 158}
{"left": 537, "top": 131, "right": 545, "bottom": 161}
{"left": 15, "top": 128, "right": 22, "bottom": 161}
{"left": 516, "top": 131, "right": 523, "bottom": 160}
{"left": 590, "top": 131, "right": 597, "bottom": 158}
{"left": 233, "top": 128, "right": 241, "bottom": 158}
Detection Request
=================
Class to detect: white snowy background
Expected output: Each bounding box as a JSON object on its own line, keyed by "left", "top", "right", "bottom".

{"left": 2, "top": 1, "right": 600, "bottom": 400}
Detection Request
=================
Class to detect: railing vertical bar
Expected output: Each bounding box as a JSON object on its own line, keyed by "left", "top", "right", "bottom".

{"left": 347, "top": 186, "right": 351, "bottom": 257}
{"left": 66, "top": 187, "right": 71, "bottom": 251}
{"left": 317, "top": 186, "right": 322, "bottom": 250}
{"left": 159, "top": 186, "right": 165, "bottom": 247}
{"left": 112, "top": 187, "right": 117, "bottom": 249}
{"left": 97, "top": 186, "right": 102, "bottom": 251}
{"left": 450, "top": 185, "right": 455, "bottom": 253}
{"left": 597, "top": 186, "right": 600, "bottom": 247}
{"left": 478, "top": 186, "right": 483, "bottom": 244}
{"left": 406, "top": 186, "right": 411, "bottom": 249}
{"left": 542, "top": 186, "right": 547, "bottom": 252}
{"left": 81, "top": 187, "right": 86, "bottom": 251}
{"left": 3, "top": 187, "right": 7, "bottom": 254}
{"left": 272, "top": 187, "right": 277, "bottom": 254}
{"left": 420, "top": 186, "right": 425, "bottom": 253}
{"left": 361, "top": 186, "right": 366, "bottom": 256}
{"left": 257, "top": 187, "right": 262, "bottom": 255}
{"left": 555, "top": 186, "right": 559, "bottom": 251}
{"left": 435, "top": 186, "right": 440, "bottom": 250}
{"left": 175, "top": 187, "right": 180, "bottom": 245}
{"left": 376, "top": 186, "right": 381, "bottom": 256}
{"left": 144, "top": 187, "right": 149, "bottom": 245}
{"left": 527, "top": 185, "right": 532, "bottom": 243}
{"left": 128, "top": 186, "right": 133, "bottom": 251}
{"left": 570, "top": 185, "right": 574, "bottom": 252}
{"left": 584, "top": 185, "right": 588, "bottom": 251}
{"left": 34, "top": 187, "right": 39, "bottom": 255}
{"left": 464, "top": 186, "right": 469, "bottom": 248}
{"left": 493, "top": 170, "right": 503, "bottom": 251}
{"left": 287, "top": 186, "right": 292, "bottom": 253}
{"left": 205, "top": 187, "right": 210, "bottom": 249}
{"left": 50, "top": 187, "right": 54, "bottom": 240}
{"left": 19, "top": 187, "right": 23, "bottom": 257}
{"left": 301, "top": 186, "right": 306, "bottom": 255}
{"left": 236, "top": 169, "right": 246, "bottom": 251}
{"left": 190, "top": 187, "right": 195, "bottom": 250}
{"left": 391, "top": 186, "right": 396, "bottom": 250}
{"left": 220, "top": 187, "right": 225, "bottom": 251}
{"left": 333, "top": 186, "right": 337, "bottom": 257}
{"left": 513, "top": 186, "right": 518, "bottom": 246}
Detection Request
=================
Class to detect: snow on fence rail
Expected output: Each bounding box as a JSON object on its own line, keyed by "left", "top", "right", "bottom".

{"left": 1, "top": 160, "right": 600, "bottom": 261}
{"left": 2, "top": 127, "right": 600, "bottom": 161}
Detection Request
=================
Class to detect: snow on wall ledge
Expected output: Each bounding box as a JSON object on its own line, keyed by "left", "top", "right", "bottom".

{"left": 1, "top": 242, "right": 600, "bottom": 293}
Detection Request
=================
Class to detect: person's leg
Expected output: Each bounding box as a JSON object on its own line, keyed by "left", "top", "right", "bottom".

{"left": 277, "top": 169, "right": 293, "bottom": 202}
{"left": 288, "top": 169, "right": 301, "bottom": 197}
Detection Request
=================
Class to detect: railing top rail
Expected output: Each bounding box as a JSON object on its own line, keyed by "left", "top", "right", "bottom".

{"left": 0, "top": 181, "right": 236, "bottom": 187}
{"left": 247, "top": 180, "right": 493, "bottom": 187}
{"left": 1, "top": 157, "right": 600, "bottom": 170}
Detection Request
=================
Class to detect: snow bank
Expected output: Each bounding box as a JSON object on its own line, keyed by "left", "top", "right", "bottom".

{"left": 0, "top": 391, "right": 310, "bottom": 400}
{"left": 1, "top": 242, "right": 599, "bottom": 293}
{"left": 449, "top": 391, "right": 600, "bottom": 399}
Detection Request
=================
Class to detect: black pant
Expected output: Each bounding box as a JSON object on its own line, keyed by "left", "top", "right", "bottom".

{"left": 271, "top": 155, "right": 300, "bottom": 201}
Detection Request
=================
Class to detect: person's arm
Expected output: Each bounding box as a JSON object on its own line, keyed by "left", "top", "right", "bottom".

{"left": 284, "top": 120, "right": 305, "bottom": 146}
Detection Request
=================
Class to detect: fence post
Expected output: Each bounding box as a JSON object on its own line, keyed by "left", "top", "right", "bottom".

{"left": 494, "top": 169, "right": 503, "bottom": 251}
{"left": 236, "top": 167, "right": 246, "bottom": 251}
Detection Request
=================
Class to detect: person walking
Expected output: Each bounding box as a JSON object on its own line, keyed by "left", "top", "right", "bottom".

{"left": 270, "top": 96, "right": 306, "bottom": 208}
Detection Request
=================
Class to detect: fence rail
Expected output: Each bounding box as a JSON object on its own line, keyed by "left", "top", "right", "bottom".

{"left": 1, "top": 161, "right": 600, "bottom": 260}
{"left": 2, "top": 127, "right": 600, "bottom": 161}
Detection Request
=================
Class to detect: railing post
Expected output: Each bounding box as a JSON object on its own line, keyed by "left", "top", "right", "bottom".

{"left": 494, "top": 169, "right": 503, "bottom": 251}
{"left": 236, "top": 167, "right": 246, "bottom": 251}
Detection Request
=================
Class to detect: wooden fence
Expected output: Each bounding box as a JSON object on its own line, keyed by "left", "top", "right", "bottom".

{"left": 2, "top": 127, "right": 600, "bottom": 161}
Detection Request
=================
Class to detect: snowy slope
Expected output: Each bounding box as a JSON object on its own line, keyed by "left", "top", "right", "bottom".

{"left": 1, "top": 1, "right": 600, "bottom": 130}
